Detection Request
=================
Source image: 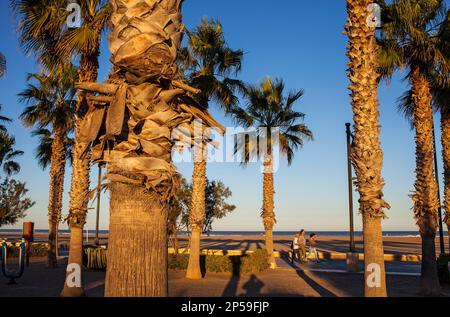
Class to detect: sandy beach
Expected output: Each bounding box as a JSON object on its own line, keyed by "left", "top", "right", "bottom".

{"left": 1, "top": 231, "right": 446, "bottom": 256}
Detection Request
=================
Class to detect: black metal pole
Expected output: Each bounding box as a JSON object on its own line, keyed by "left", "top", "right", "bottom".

{"left": 432, "top": 121, "right": 445, "bottom": 254}
{"left": 94, "top": 164, "right": 102, "bottom": 246}
{"left": 346, "top": 123, "right": 356, "bottom": 253}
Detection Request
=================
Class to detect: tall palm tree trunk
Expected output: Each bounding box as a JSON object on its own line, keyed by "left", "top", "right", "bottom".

{"left": 105, "top": 177, "right": 168, "bottom": 296}
{"left": 186, "top": 149, "right": 206, "bottom": 280}
{"left": 98, "top": 0, "right": 186, "bottom": 296}
{"left": 61, "top": 53, "right": 99, "bottom": 297}
{"left": 47, "top": 126, "right": 66, "bottom": 268}
{"left": 441, "top": 107, "right": 450, "bottom": 249}
{"left": 262, "top": 157, "right": 276, "bottom": 268}
{"left": 173, "top": 229, "right": 179, "bottom": 255}
{"left": 345, "top": 0, "right": 390, "bottom": 297}
{"left": 410, "top": 67, "right": 441, "bottom": 296}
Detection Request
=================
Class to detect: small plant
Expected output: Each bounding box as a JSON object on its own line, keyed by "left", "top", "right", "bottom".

{"left": 168, "top": 253, "right": 189, "bottom": 271}
{"left": 240, "top": 249, "right": 270, "bottom": 273}
{"left": 205, "top": 254, "right": 232, "bottom": 273}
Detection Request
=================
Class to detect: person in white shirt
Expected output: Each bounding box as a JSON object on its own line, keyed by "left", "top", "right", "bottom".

{"left": 291, "top": 233, "right": 300, "bottom": 264}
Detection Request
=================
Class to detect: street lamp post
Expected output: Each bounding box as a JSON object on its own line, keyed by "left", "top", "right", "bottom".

{"left": 94, "top": 164, "right": 103, "bottom": 246}
{"left": 432, "top": 122, "right": 446, "bottom": 254}
{"left": 346, "top": 123, "right": 356, "bottom": 253}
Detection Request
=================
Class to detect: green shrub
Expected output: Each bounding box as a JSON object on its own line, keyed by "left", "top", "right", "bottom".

{"left": 437, "top": 254, "right": 450, "bottom": 284}
{"left": 168, "top": 253, "right": 189, "bottom": 271}
{"left": 168, "top": 249, "right": 270, "bottom": 275}
{"left": 240, "top": 249, "right": 270, "bottom": 273}
{"left": 205, "top": 254, "right": 232, "bottom": 273}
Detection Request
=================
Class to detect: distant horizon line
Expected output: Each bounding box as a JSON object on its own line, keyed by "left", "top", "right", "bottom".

{"left": 0, "top": 229, "right": 425, "bottom": 233}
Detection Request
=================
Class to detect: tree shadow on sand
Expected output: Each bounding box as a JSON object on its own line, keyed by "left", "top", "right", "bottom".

{"left": 295, "top": 270, "right": 337, "bottom": 297}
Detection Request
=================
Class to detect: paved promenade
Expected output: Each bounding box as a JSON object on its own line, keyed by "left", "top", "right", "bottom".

{"left": 0, "top": 257, "right": 448, "bottom": 297}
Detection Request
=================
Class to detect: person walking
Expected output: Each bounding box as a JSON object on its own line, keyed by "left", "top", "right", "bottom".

{"left": 307, "top": 233, "right": 320, "bottom": 263}
{"left": 298, "top": 229, "right": 307, "bottom": 263}
{"left": 291, "top": 233, "right": 300, "bottom": 264}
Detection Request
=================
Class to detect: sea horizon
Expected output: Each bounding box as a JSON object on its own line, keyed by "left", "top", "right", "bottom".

{"left": 1, "top": 229, "right": 447, "bottom": 238}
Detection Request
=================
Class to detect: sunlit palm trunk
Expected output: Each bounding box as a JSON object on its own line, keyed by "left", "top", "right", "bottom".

{"left": 99, "top": 0, "right": 186, "bottom": 296}
{"left": 47, "top": 127, "right": 66, "bottom": 268}
{"left": 262, "top": 157, "right": 276, "bottom": 268}
{"left": 186, "top": 149, "right": 206, "bottom": 280}
{"left": 410, "top": 68, "right": 441, "bottom": 295}
{"left": 173, "top": 229, "right": 179, "bottom": 255}
{"left": 441, "top": 107, "right": 450, "bottom": 249}
{"left": 61, "top": 54, "right": 99, "bottom": 297}
{"left": 105, "top": 179, "right": 168, "bottom": 296}
{"left": 345, "top": 0, "right": 389, "bottom": 297}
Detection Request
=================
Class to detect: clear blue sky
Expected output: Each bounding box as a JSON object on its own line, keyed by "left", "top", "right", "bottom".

{"left": 0, "top": 0, "right": 444, "bottom": 232}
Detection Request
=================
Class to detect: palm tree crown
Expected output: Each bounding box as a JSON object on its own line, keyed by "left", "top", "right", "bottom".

{"left": 377, "top": 0, "right": 450, "bottom": 84}
{"left": 57, "top": 0, "right": 111, "bottom": 58}
{"left": 18, "top": 64, "right": 78, "bottom": 145}
{"left": 0, "top": 132, "right": 23, "bottom": 176}
{"left": 231, "top": 78, "right": 313, "bottom": 165}
{"left": 179, "top": 18, "right": 245, "bottom": 110}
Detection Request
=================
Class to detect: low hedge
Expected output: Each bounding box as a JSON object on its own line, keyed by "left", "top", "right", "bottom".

{"left": 3, "top": 243, "right": 270, "bottom": 275}
{"left": 169, "top": 249, "right": 270, "bottom": 275}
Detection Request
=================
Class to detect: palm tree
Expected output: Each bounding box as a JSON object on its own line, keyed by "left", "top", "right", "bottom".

{"left": 377, "top": 0, "right": 450, "bottom": 295}
{"left": 179, "top": 18, "right": 244, "bottom": 280}
{"left": 32, "top": 128, "right": 73, "bottom": 169}
{"left": 76, "top": 0, "right": 220, "bottom": 296}
{"left": 0, "top": 107, "right": 23, "bottom": 176}
{"left": 0, "top": 133, "right": 23, "bottom": 176}
{"left": 435, "top": 87, "right": 450, "bottom": 250}
{"left": 231, "top": 77, "right": 312, "bottom": 268}
{"left": 11, "top": 0, "right": 110, "bottom": 288}
{"left": 58, "top": 0, "right": 111, "bottom": 297}
{"left": 18, "top": 66, "right": 77, "bottom": 268}
{"left": 344, "top": 0, "right": 391, "bottom": 297}
{"left": 10, "top": 0, "right": 66, "bottom": 69}
{"left": 0, "top": 53, "right": 6, "bottom": 79}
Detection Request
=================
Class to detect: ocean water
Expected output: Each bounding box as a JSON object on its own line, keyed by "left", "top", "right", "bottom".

{"left": 0, "top": 229, "right": 443, "bottom": 238}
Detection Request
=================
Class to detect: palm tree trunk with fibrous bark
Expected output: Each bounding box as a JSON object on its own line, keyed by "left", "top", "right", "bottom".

{"left": 345, "top": 0, "right": 390, "bottom": 297}
{"left": 61, "top": 52, "right": 99, "bottom": 297}
{"left": 105, "top": 178, "right": 168, "bottom": 296}
{"left": 262, "top": 157, "right": 276, "bottom": 268}
{"left": 186, "top": 148, "right": 207, "bottom": 280}
{"left": 47, "top": 126, "right": 66, "bottom": 268}
{"left": 76, "top": 0, "right": 215, "bottom": 296}
{"left": 441, "top": 107, "right": 450, "bottom": 251}
{"left": 97, "top": 0, "right": 190, "bottom": 296}
{"left": 410, "top": 67, "right": 441, "bottom": 295}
